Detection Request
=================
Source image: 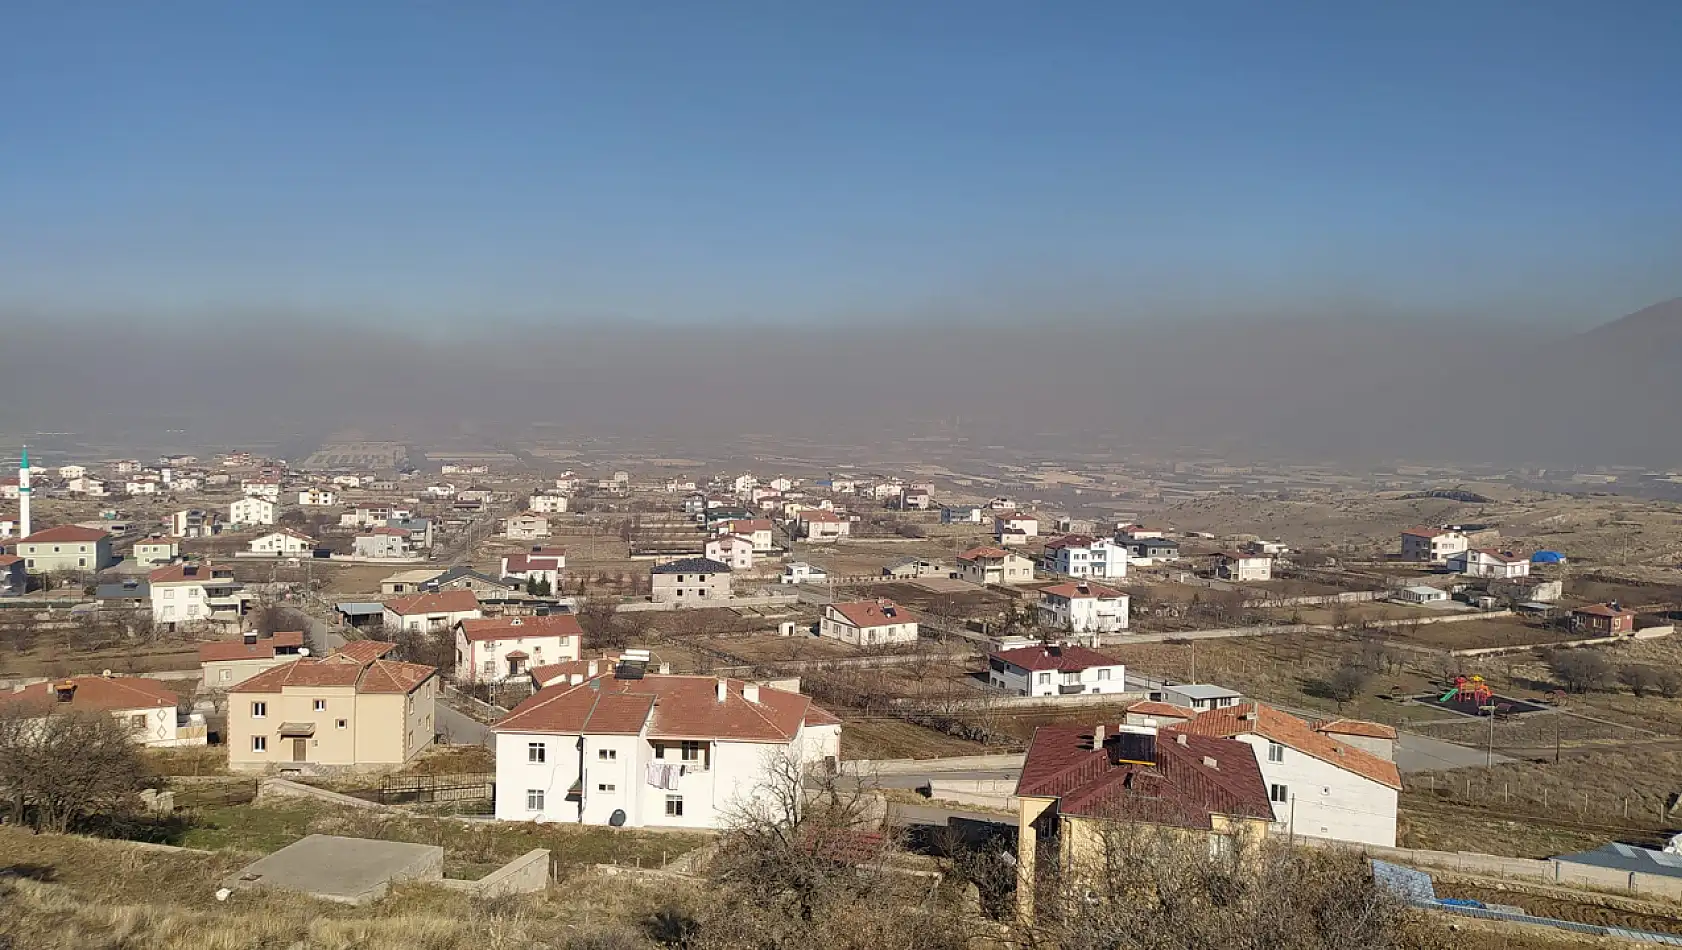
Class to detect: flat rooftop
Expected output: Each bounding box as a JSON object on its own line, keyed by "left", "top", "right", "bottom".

{"left": 226, "top": 834, "right": 442, "bottom": 904}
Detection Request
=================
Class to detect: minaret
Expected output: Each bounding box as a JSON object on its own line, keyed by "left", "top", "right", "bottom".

{"left": 17, "top": 445, "right": 30, "bottom": 539}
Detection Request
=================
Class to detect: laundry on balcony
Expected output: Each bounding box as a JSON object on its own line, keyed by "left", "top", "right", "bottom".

{"left": 645, "top": 763, "right": 688, "bottom": 789}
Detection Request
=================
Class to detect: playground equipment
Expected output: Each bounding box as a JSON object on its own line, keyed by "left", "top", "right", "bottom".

{"left": 1441, "top": 675, "right": 1494, "bottom": 707}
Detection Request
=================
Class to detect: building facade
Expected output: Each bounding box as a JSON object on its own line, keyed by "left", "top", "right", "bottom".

{"left": 988, "top": 644, "right": 1127, "bottom": 697}
{"left": 15, "top": 526, "right": 114, "bottom": 574}
{"left": 651, "top": 558, "right": 733, "bottom": 606}
{"left": 1037, "top": 582, "right": 1129, "bottom": 634}
{"left": 455, "top": 614, "right": 583, "bottom": 685}
{"left": 818, "top": 600, "right": 917, "bottom": 646}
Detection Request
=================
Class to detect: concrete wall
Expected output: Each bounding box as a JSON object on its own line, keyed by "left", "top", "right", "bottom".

{"left": 439, "top": 849, "right": 551, "bottom": 897}
{"left": 258, "top": 777, "right": 385, "bottom": 809}
{"left": 851, "top": 753, "right": 1026, "bottom": 775}
{"left": 1308, "top": 840, "right": 1682, "bottom": 902}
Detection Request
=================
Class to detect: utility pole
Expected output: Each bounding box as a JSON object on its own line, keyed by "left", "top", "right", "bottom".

{"left": 1484, "top": 704, "right": 1497, "bottom": 767}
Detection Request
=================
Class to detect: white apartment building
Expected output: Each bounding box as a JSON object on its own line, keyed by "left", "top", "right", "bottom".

{"left": 721, "top": 519, "right": 775, "bottom": 552}
{"left": 229, "top": 496, "right": 278, "bottom": 527}
{"left": 529, "top": 494, "right": 570, "bottom": 514}
{"left": 1174, "top": 703, "right": 1401, "bottom": 848}
{"left": 382, "top": 590, "right": 483, "bottom": 633}
{"left": 796, "top": 510, "right": 849, "bottom": 541}
{"left": 241, "top": 479, "right": 282, "bottom": 501}
{"left": 987, "top": 644, "right": 1127, "bottom": 698}
{"left": 492, "top": 672, "right": 841, "bottom": 829}
{"left": 1040, "top": 535, "right": 1128, "bottom": 580}
{"left": 501, "top": 549, "right": 566, "bottom": 590}
{"left": 993, "top": 513, "right": 1039, "bottom": 543}
{"left": 455, "top": 614, "right": 582, "bottom": 685}
{"left": 1036, "top": 581, "right": 1129, "bottom": 634}
{"left": 297, "top": 487, "right": 338, "bottom": 506}
{"left": 150, "top": 563, "right": 249, "bottom": 632}
{"left": 1400, "top": 527, "right": 1470, "bottom": 563}
{"left": 503, "top": 514, "right": 551, "bottom": 540}
{"left": 704, "top": 534, "right": 755, "bottom": 571}
{"left": 818, "top": 600, "right": 917, "bottom": 646}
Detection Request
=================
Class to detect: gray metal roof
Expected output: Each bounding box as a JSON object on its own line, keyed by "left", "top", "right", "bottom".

{"left": 1554, "top": 843, "right": 1682, "bottom": 879}
{"left": 336, "top": 602, "right": 385, "bottom": 616}
{"left": 652, "top": 557, "right": 732, "bottom": 574}
{"left": 1165, "top": 683, "right": 1242, "bottom": 700}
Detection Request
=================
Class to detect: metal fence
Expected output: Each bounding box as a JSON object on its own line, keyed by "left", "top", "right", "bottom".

{"left": 377, "top": 772, "right": 496, "bottom": 806}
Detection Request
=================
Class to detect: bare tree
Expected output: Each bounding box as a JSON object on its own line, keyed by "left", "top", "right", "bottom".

{"left": 1618, "top": 664, "right": 1661, "bottom": 698}
{"left": 0, "top": 703, "right": 153, "bottom": 833}
{"left": 1321, "top": 665, "right": 1370, "bottom": 711}
{"left": 1657, "top": 668, "right": 1682, "bottom": 700}
{"left": 1548, "top": 648, "right": 1613, "bottom": 693}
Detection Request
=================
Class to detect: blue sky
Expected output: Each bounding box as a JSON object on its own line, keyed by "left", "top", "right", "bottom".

{"left": 2, "top": 1, "right": 1679, "bottom": 328}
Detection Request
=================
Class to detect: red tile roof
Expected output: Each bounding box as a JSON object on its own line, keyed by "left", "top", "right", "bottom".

{"left": 1039, "top": 581, "right": 1125, "bottom": 600}
{"left": 371, "top": 526, "right": 410, "bottom": 536}
{"left": 230, "top": 648, "right": 433, "bottom": 695}
{"left": 198, "top": 631, "right": 306, "bottom": 663}
{"left": 1173, "top": 703, "right": 1401, "bottom": 790}
{"left": 827, "top": 600, "right": 912, "bottom": 628}
{"left": 1573, "top": 603, "right": 1635, "bottom": 618}
{"left": 495, "top": 673, "right": 832, "bottom": 744}
{"left": 0, "top": 675, "right": 178, "bottom": 713}
{"left": 529, "top": 658, "right": 611, "bottom": 688}
{"left": 1314, "top": 718, "right": 1399, "bottom": 740}
{"left": 991, "top": 644, "right": 1122, "bottom": 673}
{"left": 458, "top": 614, "right": 582, "bottom": 644}
{"left": 728, "top": 519, "right": 772, "bottom": 532}
{"left": 1466, "top": 549, "right": 1527, "bottom": 564}
{"left": 1124, "top": 700, "right": 1197, "bottom": 720}
{"left": 1042, "top": 534, "right": 1098, "bottom": 550}
{"left": 384, "top": 590, "right": 479, "bottom": 615}
{"left": 20, "top": 525, "right": 109, "bottom": 544}
{"left": 1016, "top": 725, "right": 1273, "bottom": 830}
{"left": 149, "top": 563, "right": 236, "bottom": 584}
{"left": 956, "top": 546, "right": 1012, "bottom": 562}
{"left": 799, "top": 510, "right": 844, "bottom": 522}
{"left": 503, "top": 553, "right": 563, "bottom": 574}
{"left": 1401, "top": 526, "right": 1453, "bottom": 539}
{"left": 0, "top": 555, "right": 21, "bottom": 568}
{"left": 333, "top": 640, "right": 398, "bottom": 664}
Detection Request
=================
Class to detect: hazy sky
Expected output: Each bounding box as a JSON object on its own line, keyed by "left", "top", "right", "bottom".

{"left": 3, "top": 1, "right": 1680, "bottom": 329}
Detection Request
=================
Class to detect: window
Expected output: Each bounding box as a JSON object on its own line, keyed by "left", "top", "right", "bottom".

{"left": 652, "top": 742, "right": 666, "bottom": 760}
{"left": 598, "top": 749, "right": 617, "bottom": 761}
{"left": 252, "top": 736, "right": 267, "bottom": 752}
{"left": 1037, "top": 672, "right": 1051, "bottom": 685}
{"left": 680, "top": 740, "right": 703, "bottom": 763}
{"left": 482, "top": 660, "right": 495, "bottom": 676}
{"left": 1269, "top": 783, "right": 1289, "bottom": 804}
{"left": 251, "top": 701, "right": 267, "bottom": 718}
{"left": 597, "top": 783, "right": 616, "bottom": 793}
{"left": 528, "top": 742, "right": 547, "bottom": 763}
{"left": 336, "top": 719, "right": 347, "bottom": 729}
{"left": 1267, "top": 741, "right": 1285, "bottom": 763}
{"left": 219, "top": 669, "right": 232, "bottom": 682}
{"left": 1097, "top": 668, "right": 1111, "bottom": 681}
{"left": 526, "top": 789, "right": 545, "bottom": 811}
{"left": 665, "top": 795, "right": 683, "bottom": 817}
{"left": 313, "top": 699, "right": 327, "bottom": 712}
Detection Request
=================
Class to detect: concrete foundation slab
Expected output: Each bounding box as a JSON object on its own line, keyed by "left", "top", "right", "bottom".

{"left": 226, "top": 834, "right": 443, "bottom": 904}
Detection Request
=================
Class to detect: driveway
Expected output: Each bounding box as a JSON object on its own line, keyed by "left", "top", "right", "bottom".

{"left": 1395, "top": 732, "right": 1510, "bottom": 772}
{"left": 436, "top": 702, "right": 492, "bottom": 746}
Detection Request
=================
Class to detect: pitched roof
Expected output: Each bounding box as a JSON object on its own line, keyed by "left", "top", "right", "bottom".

{"left": 1215, "top": 551, "right": 1270, "bottom": 562}
{"left": 149, "top": 563, "right": 236, "bottom": 584}
{"left": 1016, "top": 725, "right": 1274, "bottom": 830}
{"left": 827, "top": 600, "right": 911, "bottom": 628}
{"left": 956, "top": 546, "right": 1012, "bottom": 562}
{"left": 199, "top": 630, "right": 306, "bottom": 663}
{"left": 0, "top": 675, "right": 178, "bottom": 713}
{"left": 1401, "top": 526, "right": 1455, "bottom": 539}
{"left": 19, "top": 525, "right": 108, "bottom": 544}
{"left": 651, "top": 557, "right": 731, "bottom": 574}
{"left": 230, "top": 648, "right": 433, "bottom": 695}
{"left": 1573, "top": 603, "right": 1636, "bottom": 618}
{"left": 1463, "top": 549, "right": 1527, "bottom": 564}
{"left": 0, "top": 555, "right": 22, "bottom": 568}
{"left": 799, "top": 510, "right": 844, "bottom": 522}
{"left": 384, "top": 589, "right": 480, "bottom": 615}
{"left": 1039, "top": 581, "right": 1125, "bottom": 600}
{"left": 1042, "top": 534, "right": 1098, "bottom": 550}
{"left": 495, "top": 673, "right": 832, "bottom": 744}
{"left": 1172, "top": 703, "right": 1402, "bottom": 791}
{"left": 727, "top": 519, "right": 772, "bottom": 532}
{"left": 1124, "top": 700, "right": 1198, "bottom": 720}
{"left": 1314, "top": 718, "right": 1399, "bottom": 740}
{"left": 992, "top": 643, "right": 1121, "bottom": 673}
{"left": 458, "top": 614, "right": 583, "bottom": 643}
{"left": 333, "top": 640, "right": 398, "bottom": 664}
{"left": 503, "top": 553, "right": 563, "bottom": 574}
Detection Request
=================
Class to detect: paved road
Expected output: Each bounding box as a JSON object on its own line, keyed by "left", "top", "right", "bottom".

{"left": 1395, "top": 732, "right": 1511, "bottom": 772}
{"left": 888, "top": 802, "right": 1014, "bottom": 828}
{"left": 873, "top": 769, "right": 1019, "bottom": 789}
{"left": 437, "top": 701, "right": 492, "bottom": 746}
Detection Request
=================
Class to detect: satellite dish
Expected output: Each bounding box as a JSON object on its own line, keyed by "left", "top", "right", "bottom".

{"left": 298, "top": 648, "right": 310, "bottom": 657}
{"left": 608, "top": 809, "right": 627, "bottom": 827}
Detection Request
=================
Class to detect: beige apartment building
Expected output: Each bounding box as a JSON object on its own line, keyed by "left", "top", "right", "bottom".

{"left": 199, "top": 630, "right": 308, "bottom": 691}
{"left": 226, "top": 641, "right": 437, "bottom": 774}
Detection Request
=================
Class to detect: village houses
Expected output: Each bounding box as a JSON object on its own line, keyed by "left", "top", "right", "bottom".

{"left": 1213, "top": 551, "right": 1274, "bottom": 582}
{"left": 501, "top": 548, "right": 566, "bottom": 591}
{"left": 1040, "top": 535, "right": 1128, "bottom": 580}
{"left": 818, "top": 599, "right": 917, "bottom": 646}
{"left": 226, "top": 641, "right": 438, "bottom": 774}
{"left": 490, "top": 668, "right": 840, "bottom": 829}
{"left": 150, "top": 563, "right": 249, "bottom": 632}
{"left": 1571, "top": 602, "right": 1637, "bottom": 636}
{"left": 795, "top": 509, "right": 850, "bottom": 542}
{"left": 721, "top": 518, "right": 775, "bottom": 552}
{"left": 0, "top": 674, "right": 207, "bottom": 748}
{"left": 1447, "top": 549, "right": 1531, "bottom": 579}
{"left": 1401, "top": 527, "right": 1471, "bottom": 563}
{"left": 297, "top": 487, "right": 338, "bottom": 506}
{"left": 382, "top": 590, "right": 483, "bottom": 633}
{"left": 503, "top": 513, "right": 551, "bottom": 540}
{"left": 994, "top": 512, "right": 1039, "bottom": 545}
{"left": 988, "top": 644, "right": 1127, "bottom": 697}
{"left": 455, "top": 614, "right": 583, "bottom": 685}
{"left": 15, "top": 525, "right": 115, "bottom": 574}
{"left": 956, "top": 546, "right": 1036, "bottom": 586}
{"left": 651, "top": 558, "right": 733, "bottom": 605}
{"left": 528, "top": 493, "right": 570, "bottom": 514}
{"left": 200, "top": 630, "right": 308, "bottom": 691}
{"left": 353, "top": 526, "right": 415, "bottom": 559}
{"left": 131, "top": 538, "right": 179, "bottom": 567}
{"left": 1037, "top": 581, "right": 1129, "bottom": 635}
{"left": 241, "top": 478, "right": 282, "bottom": 501}
{"left": 229, "top": 496, "right": 278, "bottom": 527}
{"left": 249, "top": 529, "right": 315, "bottom": 556}
{"left": 704, "top": 534, "right": 755, "bottom": 571}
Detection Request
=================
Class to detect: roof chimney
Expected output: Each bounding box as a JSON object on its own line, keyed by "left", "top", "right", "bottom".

{"left": 243, "top": 630, "right": 259, "bottom": 645}
{"left": 743, "top": 684, "right": 760, "bottom": 704}
{"left": 716, "top": 678, "right": 728, "bottom": 703}
{"left": 1093, "top": 724, "right": 1105, "bottom": 745}
{"left": 569, "top": 674, "right": 583, "bottom": 686}
{"left": 1175, "top": 733, "right": 1189, "bottom": 746}
{"left": 587, "top": 659, "right": 599, "bottom": 677}
{"left": 1202, "top": 756, "right": 1219, "bottom": 770}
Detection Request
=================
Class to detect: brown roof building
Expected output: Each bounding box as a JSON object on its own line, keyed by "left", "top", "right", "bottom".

{"left": 0, "top": 674, "right": 202, "bottom": 747}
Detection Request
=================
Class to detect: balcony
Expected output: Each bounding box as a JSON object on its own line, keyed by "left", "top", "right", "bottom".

{"left": 1059, "top": 684, "right": 1086, "bottom": 696}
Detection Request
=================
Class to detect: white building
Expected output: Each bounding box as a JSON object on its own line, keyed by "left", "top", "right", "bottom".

{"left": 241, "top": 479, "right": 282, "bottom": 501}
{"left": 818, "top": 600, "right": 917, "bottom": 647}
{"left": 248, "top": 529, "right": 315, "bottom": 556}
{"left": 1040, "top": 535, "right": 1128, "bottom": 580}
{"left": 132, "top": 538, "right": 179, "bottom": 567}
{"left": 1213, "top": 552, "right": 1273, "bottom": 582}
{"left": 780, "top": 561, "right": 828, "bottom": 584}
{"left": 1447, "top": 549, "right": 1531, "bottom": 579}
{"left": 455, "top": 614, "right": 583, "bottom": 685}
{"left": 955, "top": 547, "right": 1036, "bottom": 586}
{"left": 987, "top": 644, "right": 1127, "bottom": 698}
{"left": 57, "top": 465, "right": 88, "bottom": 481}
{"left": 150, "top": 563, "right": 249, "bottom": 632}
{"left": 503, "top": 514, "right": 551, "bottom": 540}
{"left": 501, "top": 549, "right": 566, "bottom": 591}
{"left": 529, "top": 494, "right": 570, "bottom": 514}
{"left": 994, "top": 513, "right": 1039, "bottom": 545}
{"left": 229, "top": 497, "right": 278, "bottom": 527}
{"left": 383, "top": 590, "right": 483, "bottom": 633}
{"left": 1394, "top": 585, "right": 1450, "bottom": 605}
{"left": 491, "top": 672, "right": 842, "bottom": 829}
{"left": 1400, "top": 527, "right": 1470, "bottom": 564}
{"left": 1036, "top": 581, "right": 1129, "bottom": 634}
{"left": 353, "top": 527, "right": 414, "bottom": 559}
{"left": 297, "top": 487, "right": 338, "bottom": 506}
{"left": 0, "top": 675, "right": 205, "bottom": 748}
{"left": 125, "top": 480, "right": 159, "bottom": 496}
{"left": 940, "top": 506, "right": 985, "bottom": 525}
{"left": 721, "top": 519, "right": 775, "bottom": 552}
{"left": 331, "top": 474, "right": 365, "bottom": 488}
{"left": 1174, "top": 703, "right": 1400, "bottom": 848}
{"left": 704, "top": 534, "right": 755, "bottom": 571}
{"left": 795, "top": 510, "right": 849, "bottom": 542}
{"left": 1159, "top": 683, "right": 1244, "bottom": 712}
